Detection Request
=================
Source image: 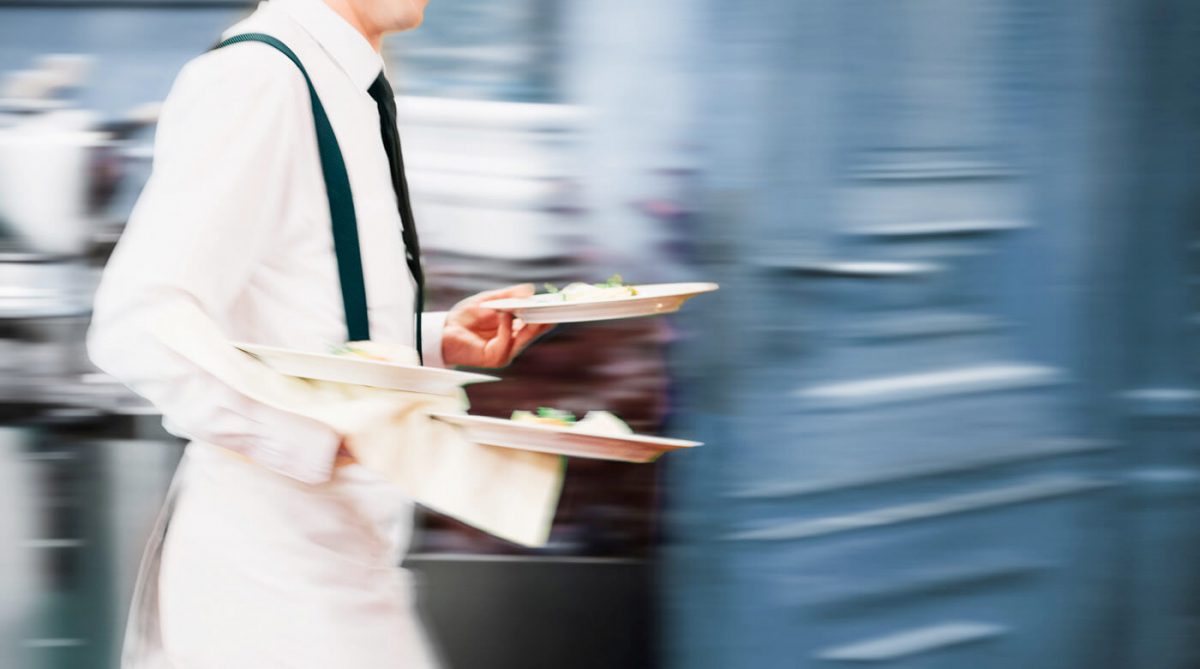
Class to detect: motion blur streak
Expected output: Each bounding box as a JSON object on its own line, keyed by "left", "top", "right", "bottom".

{"left": 0, "top": 0, "right": 1198, "bottom": 668}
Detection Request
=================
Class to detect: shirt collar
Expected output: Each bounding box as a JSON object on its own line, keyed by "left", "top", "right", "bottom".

{"left": 275, "top": 0, "right": 383, "bottom": 91}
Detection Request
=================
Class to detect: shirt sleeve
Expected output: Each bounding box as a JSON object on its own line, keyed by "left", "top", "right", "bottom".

{"left": 88, "top": 44, "right": 341, "bottom": 484}
{"left": 420, "top": 310, "right": 448, "bottom": 368}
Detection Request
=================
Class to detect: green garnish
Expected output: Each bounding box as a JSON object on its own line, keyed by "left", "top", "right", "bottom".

{"left": 539, "top": 275, "right": 635, "bottom": 298}
{"left": 511, "top": 407, "right": 578, "bottom": 425}
{"left": 537, "top": 407, "right": 577, "bottom": 423}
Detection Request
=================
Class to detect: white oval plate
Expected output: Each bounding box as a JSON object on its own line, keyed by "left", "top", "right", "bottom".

{"left": 430, "top": 412, "right": 701, "bottom": 463}
{"left": 233, "top": 342, "right": 499, "bottom": 394}
{"left": 480, "top": 282, "right": 719, "bottom": 324}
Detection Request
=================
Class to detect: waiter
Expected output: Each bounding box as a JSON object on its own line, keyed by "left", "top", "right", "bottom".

{"left": 88, "top": 0, "right": 551, "bottom": 666}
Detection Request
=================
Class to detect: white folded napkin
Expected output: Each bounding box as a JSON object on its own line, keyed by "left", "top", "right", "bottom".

{"left": 149, "top": 301, "right": 564, "bottom": 547}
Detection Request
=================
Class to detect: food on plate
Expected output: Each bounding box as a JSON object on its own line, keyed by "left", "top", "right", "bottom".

{"left": 510, "top": 407, "right": 634, "bottom": 437}
{"left": 510, "top": 407, "right": 577, "bottom": 427}
{"left": 531, "top": 274, "right": 638, "bottom": 304}
{"left": 575, "top": 411, "right": 635, "bottom": 436}
{"left": 329, "top": 341, "right": 419, "bottom": 366}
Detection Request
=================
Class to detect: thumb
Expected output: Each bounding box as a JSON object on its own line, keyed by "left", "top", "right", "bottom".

{"left": 475, "top": 283, "right": 536, "bottom": 304}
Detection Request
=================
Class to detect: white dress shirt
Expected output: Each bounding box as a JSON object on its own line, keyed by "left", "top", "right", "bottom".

{"left": 101, "top": 4, "right": 447, "bottom": 667}
{"left": 89, "top": 0, "right": 446, "bottom": 485}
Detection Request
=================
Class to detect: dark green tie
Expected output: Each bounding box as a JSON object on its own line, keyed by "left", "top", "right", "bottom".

{"left": 367, "top": 73, "right": 426, "bottom": 364}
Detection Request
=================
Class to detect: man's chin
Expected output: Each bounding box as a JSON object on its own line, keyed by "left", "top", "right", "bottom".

{"left": 386, "top": 14, "right": 422, "bottom": 33}
{"left": 392, "top": 1, "right": 425, "bottom": 32}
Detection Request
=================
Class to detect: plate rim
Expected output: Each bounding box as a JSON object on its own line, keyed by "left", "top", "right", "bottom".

{"left": 232, "top": 341, "right": 501, "bottom": 384}
{"left": 429, "top": 411, "right": 702, "bottom": 448}
{"left": 480, "top": 281, "right": 720, "bottom": 311}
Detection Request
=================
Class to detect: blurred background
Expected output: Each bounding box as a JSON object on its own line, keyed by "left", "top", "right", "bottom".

{"left": 0, "top": 0, "right": 1198, "bottom": 667}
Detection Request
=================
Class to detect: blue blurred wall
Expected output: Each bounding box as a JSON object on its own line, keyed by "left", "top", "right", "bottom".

{"left": 663, "top": 0, "right": 1200, "bottom": 667}
{"left": 0, "top": 5, "right": 244, "bottom": 115}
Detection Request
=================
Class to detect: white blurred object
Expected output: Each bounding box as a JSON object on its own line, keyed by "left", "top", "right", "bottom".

{"left": 400, "top": 95, "right": 584, "bottom": 260}
{"left": 0, "top": 125, "right": 106, "bottom": 254}
{"left": 1, "top": 70, "right": 54, "bottom": 101}
{"left": 0, "top": 254, "right": 87, "bottom": 318}
{"left": 0, "top": 70, "right": 64, "bottom": 114}
{"left": 416, "top": 203, "right": 578, "bottom": 260}
{"left": 33, "top": 54, "right": 94, "bottom": 95}
{"left": 0, "top": 54, "right": 92, "bottom": 114}
{"left": 0, "top": 56, "right": 114, "bottom": 256}
{"left": 396, "top": 95, "right": 583, "bottom": 131}
{"left": 22, "top": 107, "right": 97, "bottom": 133}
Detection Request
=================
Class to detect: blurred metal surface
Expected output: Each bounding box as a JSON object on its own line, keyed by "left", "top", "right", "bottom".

{"left": 0, "top": 427, "right": 37, "bottom": 668}
{"left": 662, "top": 0, "right": 1200, "bottom": 668}
{"left": 0, "top": 415, "right": 175, "bottom": 669}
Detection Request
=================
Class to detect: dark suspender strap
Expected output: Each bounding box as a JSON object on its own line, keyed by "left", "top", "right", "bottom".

{"left": 212, "top": 33, "right": 371, "bottom": 343}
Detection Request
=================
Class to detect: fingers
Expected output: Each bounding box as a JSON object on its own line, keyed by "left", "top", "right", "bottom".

{"left": 482, "top": 310, "right": 516, "bottom": 366}
{"left": 454, "top": 287, "right": 553, "bottom": 367}
{"left": 472, "top": 317, "right": 552, "bottom": 368}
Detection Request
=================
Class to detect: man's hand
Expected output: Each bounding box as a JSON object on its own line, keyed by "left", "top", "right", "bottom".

{"left": 441, "top": 284, "right": 554, "bottom": 368}
{"left": 334, "top": 442, "right": 356, "bottom": 469}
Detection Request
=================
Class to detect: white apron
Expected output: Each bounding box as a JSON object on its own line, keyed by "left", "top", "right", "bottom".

{"left": 122, "top": 442, "right": 443, "bottom": 668}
